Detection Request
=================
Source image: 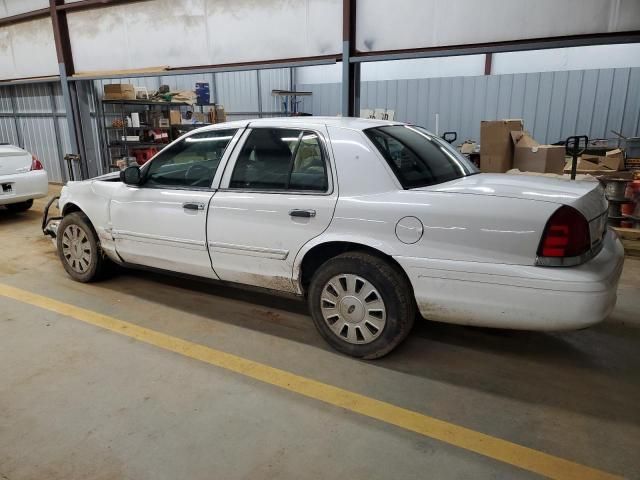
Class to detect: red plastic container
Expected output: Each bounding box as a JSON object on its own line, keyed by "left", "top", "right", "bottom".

{"left": 132, "top": 148, "right": 158, "bottom": 165}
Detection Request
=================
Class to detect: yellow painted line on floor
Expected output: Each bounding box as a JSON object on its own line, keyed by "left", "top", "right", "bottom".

{"left": 0, "top": 283, "right": 621, "bottom": 480}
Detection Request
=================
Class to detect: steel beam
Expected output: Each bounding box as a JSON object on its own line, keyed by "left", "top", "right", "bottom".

{"left": 341, "top": 0, "right": 359, "bottom": 117}
{"left": 0, "top": 0, "right": 152, "bottom": 26}
{"left": 0, "top": 8, "right": 49, "bottom": 28}
{"left": 50, "top": 0, "right": 82, "bottom": 178}
{"left": 8, "top": 86, "right": 23, "bottom": 148}
{"left": 350, "top": 31, "right": 640, "bottom": 63}
{"left": 256, "top": 70, "right": 263, "bottom": 118}
{"left": 50, "top": 0, "right": 74, "bottom": 76}
{"left": 484, "top": 53, "right": 493, "bottom": 75}
{"left": 69, "top": 56, "right": 341, "bottom": 81}
{"left": 48, "top": 82, "right": 68, "bottom": 181}
{"left": 0, "top": 77, "right": 61, "bottom": 86}
{"left": 56, "top": 0, "right": 152, "bottom": 13}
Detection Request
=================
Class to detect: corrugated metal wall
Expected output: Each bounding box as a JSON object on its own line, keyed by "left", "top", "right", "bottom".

{"left": 0, "top": 83, "right": 69, "bottom": 183}
{"left": 298, "top": 67, "right": 640, "bottom": 145}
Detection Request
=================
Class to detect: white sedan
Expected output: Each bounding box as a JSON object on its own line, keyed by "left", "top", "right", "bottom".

{"left": 46, "top": 118, "right": 624, "bottom": 358}
{"left": 0, "top": 144, "right": 48, "bottom": 212}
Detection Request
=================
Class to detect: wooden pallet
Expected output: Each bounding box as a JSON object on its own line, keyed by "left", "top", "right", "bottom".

{"left": 613, "top": 227, "right": 640, "bottom": 257}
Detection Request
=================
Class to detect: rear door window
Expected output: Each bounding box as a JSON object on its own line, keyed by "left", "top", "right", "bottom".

{"left": 229, "top": 128, "right": 328, "bottom": 192}
{"left": 364, "top": 125, "right": 478, "bottom": 188}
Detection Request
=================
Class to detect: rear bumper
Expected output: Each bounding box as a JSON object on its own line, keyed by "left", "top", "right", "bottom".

{"left": 0, "top": 170, "right": 48, "bottom": 205}
{"left": 395, "top": 229, "right": 624, "bottom": 331}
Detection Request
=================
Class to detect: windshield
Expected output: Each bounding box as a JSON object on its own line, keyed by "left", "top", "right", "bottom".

{"left": 364, "top": 125, "right": 478, "bottom": 189}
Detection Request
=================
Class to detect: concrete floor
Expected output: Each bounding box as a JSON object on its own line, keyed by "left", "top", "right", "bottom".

{"left": 1, "top": 186, "right": 639, "bottom": 480}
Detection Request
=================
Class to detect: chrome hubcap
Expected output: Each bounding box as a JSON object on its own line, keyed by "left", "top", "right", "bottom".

{"left": 61, "top": 224, "right": 92, "bottom": 274}
{"left": 320, "top": 274, "right": 387, "bottom": 344}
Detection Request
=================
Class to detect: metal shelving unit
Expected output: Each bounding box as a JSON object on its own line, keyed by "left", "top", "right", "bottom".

{"left": 100, "top": 99, "right": 212, "bottom": 171}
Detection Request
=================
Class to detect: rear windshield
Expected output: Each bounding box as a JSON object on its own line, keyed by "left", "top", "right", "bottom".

{"left": 364, "top": 125, "right": 478, "bottom": 189}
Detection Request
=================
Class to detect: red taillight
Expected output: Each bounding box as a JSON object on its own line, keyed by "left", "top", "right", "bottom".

{"left": 30, "top": 155, "right": 43, "bottom": 171}
{"left": 538, "top": 206, "right": 590, "bottom": 258}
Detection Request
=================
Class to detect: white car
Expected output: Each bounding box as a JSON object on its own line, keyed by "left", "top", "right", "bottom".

{"left": 0, "top": 144, "right": 48, "bottom": 212}
{"left": 46, "top": 118, "right": 624, "bottom": 358}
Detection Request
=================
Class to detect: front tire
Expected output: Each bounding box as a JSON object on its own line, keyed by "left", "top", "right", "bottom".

{"left": 57, "top": 212, "right": 112, "bottom": 282}
{"left": 308, "top": 251, "right": 415, "bottom": 359}
{"left": 6, "top": 199, "right": 33, "bottom": 212}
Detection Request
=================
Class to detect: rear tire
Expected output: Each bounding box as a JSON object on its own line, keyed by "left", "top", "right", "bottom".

{"left": 308, "top": 251, "right": 415, "bottom": 359}
{"left": 6, "top": 199, "right": 33, "bottom": 212}
{"left": 57, "top": 212, "right": 113, "bottom": 282}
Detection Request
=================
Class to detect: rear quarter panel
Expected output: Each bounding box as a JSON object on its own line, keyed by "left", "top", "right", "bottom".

{"left": 311, "top": 126, "right": 558, "bottom": 266}
{"left": 325, "top": 190, "right": 558, "bottom": 264}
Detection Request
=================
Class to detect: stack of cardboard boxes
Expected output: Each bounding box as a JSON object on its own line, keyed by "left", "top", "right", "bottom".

{"left": 479, "top": 119, "right": 627, "bottom": 175}
{"left": 480, "top": 119, "right": 565, "bottom": 174}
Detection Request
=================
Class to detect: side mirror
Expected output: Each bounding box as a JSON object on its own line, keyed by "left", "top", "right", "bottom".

{"left": 120, "top": 165, "right": 142, "bottom": 185}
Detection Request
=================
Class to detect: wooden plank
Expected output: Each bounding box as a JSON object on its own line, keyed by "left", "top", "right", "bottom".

{"left": 73, "top": 66, "right": 169, "bottom": 78}
{"left": 621, "top": 239, "right": 640, "bottom": 257}
{"left": 613, "top": 227, "right": 640, "bottom": 241}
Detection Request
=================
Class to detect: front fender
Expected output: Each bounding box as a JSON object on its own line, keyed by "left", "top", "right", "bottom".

{"left": 59, "top": 180, "right": 121, "bottom": 262}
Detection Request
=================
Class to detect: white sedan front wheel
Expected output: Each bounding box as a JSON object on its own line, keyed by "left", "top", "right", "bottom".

{"left": 61, "top": 224, "right": 93, "bottom": 275}
{"left": 57, "top": 212, "right": 112, "bottom": 282}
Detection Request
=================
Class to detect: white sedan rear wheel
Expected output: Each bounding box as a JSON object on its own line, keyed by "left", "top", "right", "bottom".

{"left": 320, "top": 273, "right": 387, "bottom": 345}
{"left": 308, "top": 251, "right": 415, "bottom": 359}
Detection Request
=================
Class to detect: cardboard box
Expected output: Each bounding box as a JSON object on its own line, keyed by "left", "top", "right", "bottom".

{"left": 480, "top": 119, "right": 523, "bottom": 173}
{"left": 169, "top": 110, "right": 182, "bottom": 125}
{"left": 103, "top": 84, "right": 135, "bottom": 100}
{"left": 459, "top": 142, "right": 477, "bottom": 155}
{"left": 193, "top": 112, "right": 207, "bottom": 124}
{"left": 603, "top": 148, "right": 625, "bottom": 171}
{"left": 213, "top": 105, "right": 226, "bottom": 123}
{"left": 563, "top": 158, "right": 610, "bottom": 174}
{"left": 565, "top": 148, "right": 625, "bottom": 173}
{"left": 511, "top": 131, "right": 565, "bottom": 174}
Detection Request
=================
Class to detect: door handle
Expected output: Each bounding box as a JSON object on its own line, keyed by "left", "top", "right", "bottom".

{"left": 289, "top": 209, "right": 316, "bottom": 218}
{"left": 183, "top": 202, "right": 205, "bottom": 211}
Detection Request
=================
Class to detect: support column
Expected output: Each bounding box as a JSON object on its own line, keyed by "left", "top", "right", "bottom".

{"left": 256, "top": 69, "right": 263, "bottom": 118}
{"left": 74, "top": 81, "right": 99, "bottom": 178}
{"left": 341, "top": 0, "right": 360, "bottom": 117}
{"left": 484, "top": 53, "right": 493, "bottom": 75}
{"left": 9, "top": 86, "right": 23, "bottom": 148}
{"left": 50, "top": 0, "right": 83, "bottom": 179}
{"left": 48, "top": 82, "right": 67, "bottom": 177}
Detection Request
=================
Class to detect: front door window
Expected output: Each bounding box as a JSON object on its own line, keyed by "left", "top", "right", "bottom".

{"left": 144, "top": 129, "right": 237, "bottom": 189}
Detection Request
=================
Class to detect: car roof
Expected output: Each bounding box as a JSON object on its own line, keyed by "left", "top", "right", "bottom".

{"left": 192, "top": 116, "right": 405, "bottom": 133}
{"left": 0, "top": 144, "right": 27, "bottom": 155}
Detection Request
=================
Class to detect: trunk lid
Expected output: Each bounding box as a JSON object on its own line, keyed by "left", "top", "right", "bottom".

{"left": 0, "top": 145, "right": 32, "bottom": 176}
{"left": 425, "top": 173, "right": 607, "bottom": 221}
